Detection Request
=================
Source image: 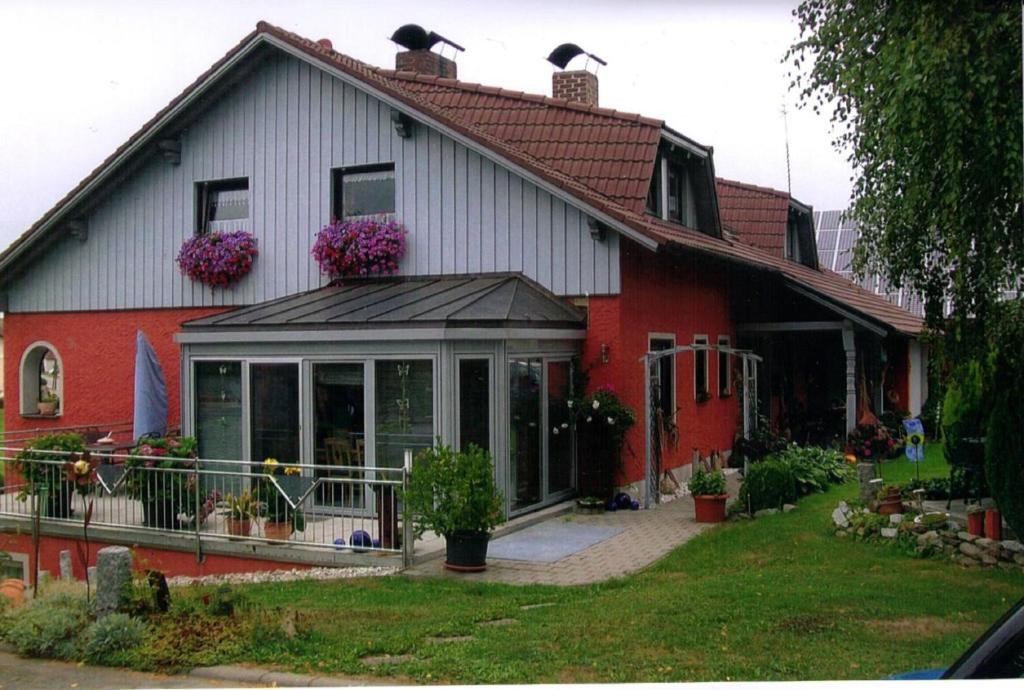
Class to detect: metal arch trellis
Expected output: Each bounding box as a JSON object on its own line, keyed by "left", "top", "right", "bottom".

{"left": 638, "top": 344, "right": 763, "bottom": 509}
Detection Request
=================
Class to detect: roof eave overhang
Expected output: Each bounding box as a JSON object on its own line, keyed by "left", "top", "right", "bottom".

{"left": 176, "top": 324, "right": 587, "bottom": 344}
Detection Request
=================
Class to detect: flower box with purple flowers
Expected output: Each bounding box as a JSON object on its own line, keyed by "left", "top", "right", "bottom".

{"left": 312, "top": 217, "right": 407, "bottom": 278}
{"left": 176, "top": 230, "right": 259, "bottom": 288}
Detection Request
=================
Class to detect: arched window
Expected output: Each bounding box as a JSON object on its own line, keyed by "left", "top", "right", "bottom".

{"left": 20, "top": 342, "right": 63, "bottom": 417}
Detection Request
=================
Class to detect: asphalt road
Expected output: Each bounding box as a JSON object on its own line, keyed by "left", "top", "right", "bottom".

{"left": 0, "top": 652, "right": 262, "bottom": 690}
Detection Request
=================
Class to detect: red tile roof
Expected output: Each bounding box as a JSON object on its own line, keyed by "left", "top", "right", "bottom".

{"left": 0, "top": 21, "right": 924, "bottom": 336}
{"left": 379, "top": 72, "right": 663, "bottom": 212}
{"left": 715, "top": 178, "right": 791, "bottom": 256}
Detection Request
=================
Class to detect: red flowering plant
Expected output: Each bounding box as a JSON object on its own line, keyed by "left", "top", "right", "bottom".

{"left": 847, "top": 422, "right": 895, "bottom": 462}
{"left": 125, "top": 436, "right": 198, "bottom": 503}
{"left": 176, "top": 230, "right": 258, "bottom": 288}
{"left": 311, "top": 217, "right": 407, "bottom": 279}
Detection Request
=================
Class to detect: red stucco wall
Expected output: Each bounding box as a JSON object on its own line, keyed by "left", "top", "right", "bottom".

{"left": 3, "top": 308, "right": 225, "bottom": 437}
{"left": 0, "top": 532, "right": 311, "bottom": 580}
{"left": 583, "top": 242, "right": 739, "bottom": 484}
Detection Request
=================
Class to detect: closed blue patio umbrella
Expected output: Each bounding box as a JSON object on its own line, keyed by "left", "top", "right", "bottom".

{"left": 133, "top": 330, "right": 168, "bottom": 441}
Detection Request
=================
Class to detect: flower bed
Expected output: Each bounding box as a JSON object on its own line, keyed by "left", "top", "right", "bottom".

{"left": 831, "top": 499, "right": 1024, "bottom": 572}
{"left": 176, "top": 230, "right": 258, "bottom": 288}
{"left": 312, "top": 217, "right": 406, "bottom": 278}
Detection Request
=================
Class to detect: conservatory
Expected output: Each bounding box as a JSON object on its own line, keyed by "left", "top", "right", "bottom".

{"left": 176, "top": 273, "right": 586, "bottom": 517}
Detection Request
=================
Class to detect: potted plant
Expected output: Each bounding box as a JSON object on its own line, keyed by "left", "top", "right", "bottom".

{"left": 689, "top": 467, "right": 728, "bottom": 523}
{"left": 257, "top": 458, "right": 305, "bottom": 541}
{"left": 176, "top": 230, "right": 259, "bottom": 288}
{"left": 402, "top": 443, "right": 504, "bottom": 572}
{"left": 876, "top": 485, "right": 904, "bottom": 516}
{"left": 311, "top": 217, "right": 407, "bottom": 278}
{"left": 224, "top": 491, "right": 256, "bottom": 537}
{"left": 984, "top": 506, "right": 1002, "bottom": 541}
{"left": 37, "top": 391, "right": 59, "bottom": 416}
{"left": 126, "top": 437, "right": 198, "bottom": 530}
{"left": 967, "top": 503, "right": 986, "bottom": 536}
{"left": 11, "top": 433, "right": 86, "bottom": 518}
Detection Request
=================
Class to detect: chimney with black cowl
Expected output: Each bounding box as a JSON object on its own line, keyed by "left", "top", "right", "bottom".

{"left": 547, "top": 43, "right": 606, "bottom": 107}
{"left": 391, "top": 24, "right": 464, "bottom": 78}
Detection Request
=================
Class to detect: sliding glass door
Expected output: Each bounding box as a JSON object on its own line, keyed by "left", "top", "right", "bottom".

{"left": 250, "top": 363, "right": 300, "bottom": 465}
{"left": 375, "top": 359, "right": 434, "bottom": 469}
{"left": 312, "top": 363, "right": 366, "bottom": 508}
{"left": 509, "top": 358, "right": 574, "bottom": 514}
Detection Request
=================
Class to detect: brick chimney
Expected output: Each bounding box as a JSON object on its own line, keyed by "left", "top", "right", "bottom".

{"left": 395, "top": 49, "right": 457, "bottom": 78}
{"left": 552, "top": 70, "right": 598, "bottom": 106}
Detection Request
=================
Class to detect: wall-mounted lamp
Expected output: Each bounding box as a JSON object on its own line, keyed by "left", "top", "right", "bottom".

{"left": 391, "top": 111, "right": 414, "bottom": 138}
{"left": 587, "top": 217, "right": 607, "bottom": 242}
{"left": 157, "top": 138, "right": 181, "bottom": 165}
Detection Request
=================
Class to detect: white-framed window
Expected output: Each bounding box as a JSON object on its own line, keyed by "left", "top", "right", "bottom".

{"left": 19, "top": 341, "right": 63, "bottom": 417}
{"left": 693, "top": 334, "right": 709, "bottom": 401}
{"left": 196, "top": 177, "right": 249, "bottom": 234}
{"left": 717, "top": 335, "right": 732, "bottom": 397}
{"left": 332, "top": 164, "right": 396, "bottom": 220}
{"left": 649, "top": 334, "right": 676, "bottom": 420}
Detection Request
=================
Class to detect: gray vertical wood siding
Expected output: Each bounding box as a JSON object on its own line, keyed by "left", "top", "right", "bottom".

{"left": 8, "top": 51, "right": 620, "bottom": 313}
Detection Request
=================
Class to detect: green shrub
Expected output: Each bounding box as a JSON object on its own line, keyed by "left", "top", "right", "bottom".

{"left": 941, "top": 360, "right": 988, "bottom": 469}
{"left": 402, "top": 443, "right": 505, "bottom": 537}
{"left": 2, "top": 589, "right": 89, "bottom": 659}
{"left": 688, "top": 468, "right": 727, "bottom": 496}
{"left": 83, "top": 613, "right": 146, "bottom": 663}
{"left": 985, "top": 300, "right": 1024, "bottom": 539}
{"left": 739, "top": 458, "right": 797, "bottom": 512}
{"left": 779, "top": 445, "right": 854, "bottom": 492}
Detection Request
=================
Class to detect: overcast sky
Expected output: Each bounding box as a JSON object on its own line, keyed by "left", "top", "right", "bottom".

{"left": 0, "top": 0, "right": 853, "bottom": 251}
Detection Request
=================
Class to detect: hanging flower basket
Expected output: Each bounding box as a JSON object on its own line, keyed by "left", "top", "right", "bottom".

{"left": 176, "top": 230, "right": 258, "bottom": 288}
{"left": 312, "top": 217, "right": 407, "bottom": 279}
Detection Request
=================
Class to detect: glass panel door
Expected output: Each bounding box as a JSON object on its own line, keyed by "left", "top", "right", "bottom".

{"left": 458, "top": 358, "right": 491, "bottom": 453}
{"left": 312, "top": 363, "right": 366, "bottom": 508}
{"left": 509, "top": 358, "right": 542, "bottom": 511}
{"left": 194, "top": 361, "right": 243, "bottom": 495}
{"left": 250, "top": 363, "right": 300, "bottom": 466}
{"left": 547, "top": 360, "right": 573, "bottom": 495}
{"left": 375, "top": 360, "right": 434, "bottom": 469}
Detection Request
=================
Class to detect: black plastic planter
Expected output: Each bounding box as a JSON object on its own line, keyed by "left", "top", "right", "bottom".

{"left": 44, "top": 484, "right": 73, "bottom": 519}
{"left": 143, "top": 497, "right": 181, "bottom": 530}
{"left": 444, "top": 530, "right": 490, "bottom": 572}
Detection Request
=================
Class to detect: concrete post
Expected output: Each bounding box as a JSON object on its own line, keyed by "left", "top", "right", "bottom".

{"left": 95, "top": 545, "right": 133, "bottom": 617}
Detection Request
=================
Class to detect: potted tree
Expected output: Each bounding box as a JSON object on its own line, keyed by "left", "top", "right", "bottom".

{"left": 224, "top": 491, "right": 256, "bottom": 537}
{"left": 689, "top": 467, "right": 728, "bottom": 523}
{"left": 402, "top": 443, "right": 504, "bottom": 572}
{"left": 11, "top": 433, "right": 85, "bottom": 518}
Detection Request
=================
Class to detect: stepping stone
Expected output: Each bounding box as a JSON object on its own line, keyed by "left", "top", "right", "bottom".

{"left": 477, "top": 617, "right": 518, "bottom": 627}
{"left": 360, "top": 653, "right": 416, "bottom": 666}
{"left": 520, "top": 602, "right": 556, "bottom": 610}
{"left": 425, "top": 635, "right": 475, "bottom": 644}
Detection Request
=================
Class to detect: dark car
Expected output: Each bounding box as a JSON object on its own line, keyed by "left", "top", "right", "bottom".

{"left": 892, "top": 597, "right": 1024, "bottom": 679}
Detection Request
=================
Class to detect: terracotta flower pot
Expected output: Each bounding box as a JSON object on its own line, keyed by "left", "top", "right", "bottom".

{"left": 0, "top": 579, "right": 25, "bottom": 608}
{"left": 984, "top": 509, "right": 1002, "bottom": 541}
{"left": 693, "top": 494, "right": 728, "bottom": 523}
{"left": 37, "top": 401, "right": 56, "bottom": 416}
{"left": 226, "top": 517, "right": 251, "bottom": 537}
{"left": 264, "top": 521, "right": 293, "bottom": 542}
{"left": 967, "top": 511, "right": 985, "bottom": 536}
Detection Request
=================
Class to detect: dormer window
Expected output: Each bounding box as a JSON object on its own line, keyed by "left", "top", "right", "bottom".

{"left": 786, "top": 217, "right": 802, "bottom": 262}
{"left": 647, "top": 151, "right": 699, "bottom": 230}
{"left": 332, "top": 164, "right": 395, "bottom": 220}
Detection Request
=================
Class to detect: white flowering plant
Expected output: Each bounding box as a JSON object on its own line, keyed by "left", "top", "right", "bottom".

{"left": 569, "top": 384, "right": 637, "bottom": 500}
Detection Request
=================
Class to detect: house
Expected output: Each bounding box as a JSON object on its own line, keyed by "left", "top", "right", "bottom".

{"left": 0, "top": 22, "right": 924, "bottom": 575}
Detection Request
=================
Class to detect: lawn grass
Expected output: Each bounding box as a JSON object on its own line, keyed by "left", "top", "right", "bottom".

{"left": 131, "top": 448, "right": 1023, "bottom": 683}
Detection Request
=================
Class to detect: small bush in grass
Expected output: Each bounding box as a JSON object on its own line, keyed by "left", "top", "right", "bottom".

{"left": 2, "top": 588, "right": 89, "bottom": 659}
{"left": 83, "top": 613, "right": 146, "bottom": 663}
{"left": 739, "top": 458, "right": 797, "bottom": 512}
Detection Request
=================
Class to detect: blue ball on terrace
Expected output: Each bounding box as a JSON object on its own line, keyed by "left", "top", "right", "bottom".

{"left": 615, "top": 492, "right": 633, "bottom": 509}
{"left": 606, "top": 500, "right": 618, "bottom": 512}
{"left": 372, "top": 538, "right": 382, "bottom": 548}
{"left": 631, "top": 500, "right": 640, "bottom": 511}
{"left": 350, "top": 530, "right": 373, "bottom": 551}
{"left": 333, "top": 537, "right": 346, "bottom": 549}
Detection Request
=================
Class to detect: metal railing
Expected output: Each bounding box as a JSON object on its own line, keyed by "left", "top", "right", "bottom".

{"left": 0, "top": 447, "right": 413, "bottom": 566}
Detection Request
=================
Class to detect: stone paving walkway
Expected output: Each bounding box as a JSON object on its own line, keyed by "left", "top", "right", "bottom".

{"left": 406, "top": 473, "right": 740, "bottom": 585}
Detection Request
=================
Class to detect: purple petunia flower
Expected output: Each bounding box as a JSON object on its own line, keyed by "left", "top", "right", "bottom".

{"left": 177, "top": 230, "right": 259, "bottom": 288}
{"left": 312, "top": 217, "right": 407, "bottom": 279}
